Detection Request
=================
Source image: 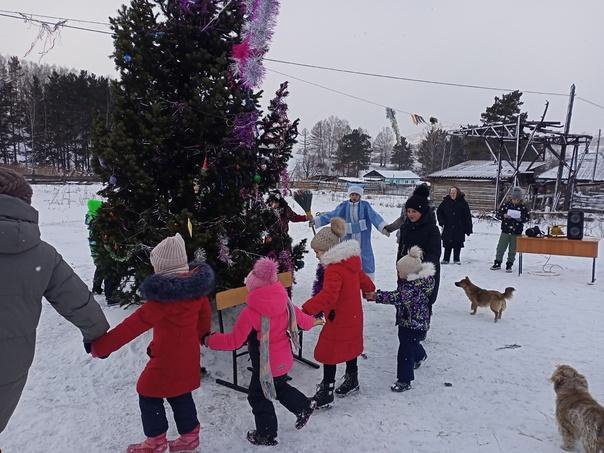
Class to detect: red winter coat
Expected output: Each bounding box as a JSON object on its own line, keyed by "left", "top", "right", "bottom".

{"left": 207, "top": 282, "right": 315, "bottom": 377}
{"left": 302, "top": 240, "right": 375, "bottom": 364}
{"left": 92, "top": 264, "right": 215, "bottom": 398}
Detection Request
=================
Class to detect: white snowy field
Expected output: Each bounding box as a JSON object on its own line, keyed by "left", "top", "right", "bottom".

{"left": 1, "top": 184, "right": 603, "bottom": 453}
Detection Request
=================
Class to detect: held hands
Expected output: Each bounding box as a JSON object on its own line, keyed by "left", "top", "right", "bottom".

{"left": 381, "top": 228, "right": 391, "bottom": 237}
{"left": 313, "top": 318, "right": 325, "bottom": 327}
{"left": 363, "top": 291, "right": 376, "bottom": 301}
{"left": 306, "top": 212, "right": 314, "bottom": 221}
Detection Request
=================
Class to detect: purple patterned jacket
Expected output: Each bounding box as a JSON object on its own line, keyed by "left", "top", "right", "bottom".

{"left": 375, "top": 262, "right": 435, "bottom": 331}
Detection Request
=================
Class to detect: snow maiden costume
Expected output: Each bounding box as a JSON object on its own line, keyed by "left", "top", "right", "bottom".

{"left": 313, "top": 185, "right": 388, "bottom": 279}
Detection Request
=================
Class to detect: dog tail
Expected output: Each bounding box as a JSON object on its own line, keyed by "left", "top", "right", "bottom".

{"left": 504, "top": 287, "right": 515, "bottom": 299}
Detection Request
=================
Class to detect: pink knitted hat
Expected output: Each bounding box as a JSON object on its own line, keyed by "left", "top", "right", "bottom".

{"left": 245, "top": 257, "right": 279, "bottom": 292}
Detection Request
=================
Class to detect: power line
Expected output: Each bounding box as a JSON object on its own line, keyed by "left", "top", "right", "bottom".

{"left": 268, "top": 67, "right": 414, "bottom": 118}
{"left": 264, "top": 57, "right": 574, "bottom": 98}
{"left": 0, "top": 12, "right": 113, "bottom": 35}
{"left": 0, "top": 9, "right": 111, "bottom": 26}
{"left": 1, "top": 8, "right": 603, "bottom": 112}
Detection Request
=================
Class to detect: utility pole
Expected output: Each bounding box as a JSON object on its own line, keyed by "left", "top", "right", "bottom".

{"left": 553, "top": 84, "right": 575, "bottom": 210}
{"left": 592, "top": 128, "right": 601, "bottom": 182}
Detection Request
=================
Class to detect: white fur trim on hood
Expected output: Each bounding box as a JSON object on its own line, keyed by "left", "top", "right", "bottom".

{"left": 406, "top": 262, "right": 436, "bottom": 281}
{"left": 320, "top": 239, "right": 361, "bottom": 266}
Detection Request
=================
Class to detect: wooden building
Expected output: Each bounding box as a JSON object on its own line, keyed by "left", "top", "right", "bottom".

{"left": 427, "top": 160, "right": 544, "bottom": 212}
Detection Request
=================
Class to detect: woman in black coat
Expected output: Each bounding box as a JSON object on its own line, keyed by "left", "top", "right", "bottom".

{"left": 385, "top": 184, "right": 442, "bottom": 309}
{"left": 436, "top": 186, "right": 473, "bottom": 264}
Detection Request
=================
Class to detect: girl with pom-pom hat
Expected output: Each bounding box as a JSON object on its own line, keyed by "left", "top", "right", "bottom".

{"left": 205, "top": 257, "right": 322, "bottom": 447}
{"left": 385, "top": 184, "right": 441, "bottom": 312}
{"left": 303, "top": 218, "right": 376, "bottom": 408}
{"left": 369, "top": 246, "right": 435, "bottom": 392}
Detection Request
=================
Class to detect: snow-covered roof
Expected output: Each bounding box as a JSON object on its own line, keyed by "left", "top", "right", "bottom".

{"left": 536, "top": 153, "right": 604, "bottom": 182}
{"left": 363, "top": 170, "right": 420, "bottom": 180}
{"left": 428, "top": 160, "right": 538, "bottom": 180}
{"left": 337, "top": 177, "right": 366, "bottom": 184}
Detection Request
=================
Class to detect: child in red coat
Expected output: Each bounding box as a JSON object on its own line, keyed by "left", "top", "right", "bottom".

{"left": 91, "top": 233, "right": 215, "bottom": 453}
{"left": 205, "top": 257, "right": 322, "bottom": 447}
{"left": 302, "top": 218, "right": 375, "bottom": 408}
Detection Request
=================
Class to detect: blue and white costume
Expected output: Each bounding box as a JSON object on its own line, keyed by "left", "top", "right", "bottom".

{"left": 314, "top": 185, "right": 388, "bottom": 277}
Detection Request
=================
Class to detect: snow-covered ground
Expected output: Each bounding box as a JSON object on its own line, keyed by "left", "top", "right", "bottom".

{"left": 1, "top": 184, "right": 603, "bottom": 453}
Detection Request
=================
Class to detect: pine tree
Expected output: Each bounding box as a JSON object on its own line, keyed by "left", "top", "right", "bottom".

{"left": 416, "top": 127, "right": 448, "bottom": 175}
{"left": 390, "top": 136, "right": 414, "bottom": 170}
{"left": 334, "top": 129, "right": 372, "bottom": 176}
{"left": 480, "top": 90, "right": 528, "bottom": 124}
{"left": 91, "top": 0, "right": 303, "bottom": 300}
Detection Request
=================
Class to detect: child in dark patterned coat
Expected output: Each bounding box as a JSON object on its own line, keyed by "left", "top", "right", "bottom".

{"left": 370, "top": 246, "right": 435, "bottom": 392}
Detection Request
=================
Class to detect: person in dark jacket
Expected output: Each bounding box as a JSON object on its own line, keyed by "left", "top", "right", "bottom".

{"left": 0, "top": 167, "right": 109, "bottom": 434}
{"left": 266, "top": 190, "right": 311, "bottom": 236}
{"left": 491, "top": 186, "right": 530, "bottom": 272}
{"left": 385, "top": 184, "right": 442, "bottom": 310}
{"left": 436, "top": 186, "right": 473, "bottom": 264}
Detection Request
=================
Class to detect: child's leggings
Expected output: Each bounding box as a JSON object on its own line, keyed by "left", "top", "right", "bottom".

{"left": 323, "top": 358, "right": 358, "bottom": 383}
{"left": 139, "top": 392, "right": 198, "bottom": 437}
{"left": 397, "top": 327, "right": 427, "bottom": 383}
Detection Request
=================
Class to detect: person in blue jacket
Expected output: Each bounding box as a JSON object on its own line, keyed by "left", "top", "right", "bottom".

{"left": 311, "top": 185, "right": 389, "bottom": 279}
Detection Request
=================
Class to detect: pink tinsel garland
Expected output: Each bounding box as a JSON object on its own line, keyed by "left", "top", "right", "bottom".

{"left": 231, "top": 0, "right": 280, "bottom": 88}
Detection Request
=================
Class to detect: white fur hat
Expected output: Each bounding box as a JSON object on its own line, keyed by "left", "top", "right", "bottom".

{"left": 396, "top": 246, "right": 424, "bottom": 279}
{"left": 347, "top": 185, "right": 364, "bottom": 197}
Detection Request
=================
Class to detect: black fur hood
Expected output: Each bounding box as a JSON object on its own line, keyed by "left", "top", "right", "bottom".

{"left": 139, "top": 262, "right": 215, "bottom": 302}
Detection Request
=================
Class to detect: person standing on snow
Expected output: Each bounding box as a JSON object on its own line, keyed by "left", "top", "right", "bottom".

{"left": 0, "top": 167, "right": 109, "bottom": 434}
{"left": 436, "top": 186, "right": 473, "bottom": 265}
{"left": 311, "top": 185, "right": 389, "bottom": 280}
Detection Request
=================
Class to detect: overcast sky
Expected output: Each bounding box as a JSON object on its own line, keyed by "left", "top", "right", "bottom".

{"left": 1, "top": 0, "right": 603, "bottom": 141}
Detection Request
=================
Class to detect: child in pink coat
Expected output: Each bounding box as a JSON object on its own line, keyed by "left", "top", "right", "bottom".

{"left": 205, "top": 258, "right": 321, "bottom": 446}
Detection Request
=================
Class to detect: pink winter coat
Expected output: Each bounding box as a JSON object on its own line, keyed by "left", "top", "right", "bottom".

{"left": 207, "top": 282, "right": 315, "bottom": 377}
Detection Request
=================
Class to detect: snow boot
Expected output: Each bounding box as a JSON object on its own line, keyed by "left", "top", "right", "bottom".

{"left": 246, "top": 431, "right": 278, "bottom": 446}
{"left": 390, "top": 381, "right": 412, "bottom": 393}
{"left": 490, "top": 260, "right": 501, "bottom": 270}
{"left": 505, "top": 262, "right": 513, "bottom": 273}
{"left": 414, "top": 352, "right": 428, "bottom": 370}
{"left": 126, "top": 433, "right": 168, "bottom": 453}
{"left": 335, "top": 373, "right": 360, "bottom": 397}
{"left": 295, "top": 399, "right": 317, "bottom": 430}
{"left": 454, "top": 261, "right": 462, "bottom": 265}
{"left": 168, "top": 424, "right": 199, "bottom": 452}
{"left": 441, "top": 259, "right": 450, "bottom": 264}
{"left": 313, "top": 381, "right": 335, "bottom": 408}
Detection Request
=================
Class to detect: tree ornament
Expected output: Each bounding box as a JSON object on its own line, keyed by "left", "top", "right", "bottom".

{"left": 254, "top": 173, "right": 262, "bottom": 183}
{"left": 109, "top": 175, "right": 117, "bottom": 186}
{"left": 200, "top": 154, "right": 209, "bottom": 175}
{"left": 123, "top": 53, "right": 132, "bottom": 63}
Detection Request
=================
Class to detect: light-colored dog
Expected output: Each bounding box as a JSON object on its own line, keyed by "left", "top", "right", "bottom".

{"left": 551, "top": 365, "right": 604, "bottom": 453}
{"left": 454, "top": 276, "right": 514, "bottom": 322}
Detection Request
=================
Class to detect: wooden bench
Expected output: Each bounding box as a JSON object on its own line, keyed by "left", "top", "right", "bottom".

{"left": 517, "top": 236, "right": 600, "bottom": 284}
{"left": 214, "top": 272, "right": 319, "bottom": 394}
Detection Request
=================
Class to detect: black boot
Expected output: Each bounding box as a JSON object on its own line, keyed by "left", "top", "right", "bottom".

{"left": 391, "top": 381, "right": 412, "bottom": 393}
{"left": 414, "top": 352, "right": 428, "bottom": 370}
{"left": 335, "top": 373, "right": 359, "bottom": 397}
{"left": 295, "top": 399, "right": 316, "bottom": 430}
{"left": 246, "top": 430, "right": 278, "bottom": 446}
{"left": 490, "top": 260, "right": 501, "bottom": 270}
{"left": 313, "top": 381, "right": 335, "bottom": 409}
{"left": 505, "top": 262, "right": 513, "bottom": 273}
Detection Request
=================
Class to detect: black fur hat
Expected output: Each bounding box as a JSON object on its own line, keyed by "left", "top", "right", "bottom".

{"left": 405, "top": 184, "right": 431, "bottom": 215}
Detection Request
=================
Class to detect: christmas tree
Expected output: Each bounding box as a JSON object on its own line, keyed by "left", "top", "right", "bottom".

{"left": 91, "top": 0, "right": 305, "bottom": 301}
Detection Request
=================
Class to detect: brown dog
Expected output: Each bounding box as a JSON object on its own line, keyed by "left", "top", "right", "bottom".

{"left": 551, "top": 365, "right": 604, "bottom": 453}
{"left": 454, "top": 276, "right": 514, "bottom": 322}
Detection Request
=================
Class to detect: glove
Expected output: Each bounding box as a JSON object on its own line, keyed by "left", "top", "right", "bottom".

{"left": 84, "top": 342, "right": 92, "bottom": 354}
{"left": 381, "top": 228, "right": 390, "bottom": 237}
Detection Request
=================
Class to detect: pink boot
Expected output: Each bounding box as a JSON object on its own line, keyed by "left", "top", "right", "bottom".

{"left": 168, "top": 424, "right": 200, "bottom": 453}
{"left": 126, "top": 433, "right": 168, "bottom": 453}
